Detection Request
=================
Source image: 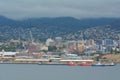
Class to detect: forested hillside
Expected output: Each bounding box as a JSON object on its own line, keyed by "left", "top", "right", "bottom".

{"left": 0, "top": 16, "right": 120, "bottom": 41}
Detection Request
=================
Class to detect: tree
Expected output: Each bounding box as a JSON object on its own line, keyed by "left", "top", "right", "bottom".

{"left": 48, "top": 46, "right": 57, "bottom": 52}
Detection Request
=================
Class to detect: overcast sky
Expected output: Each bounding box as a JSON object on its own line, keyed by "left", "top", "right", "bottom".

{"left": 0, "top": 0, "right": 120, "bottom": 19}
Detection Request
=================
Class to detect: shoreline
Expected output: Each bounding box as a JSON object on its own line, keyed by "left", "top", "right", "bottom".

{"left": 0, "top": 61, "right": 119, "bottom": 65}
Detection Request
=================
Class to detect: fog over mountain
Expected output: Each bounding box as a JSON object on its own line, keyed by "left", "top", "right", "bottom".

{"left": 0, "top": 0, "right": 120, "bottom": 19}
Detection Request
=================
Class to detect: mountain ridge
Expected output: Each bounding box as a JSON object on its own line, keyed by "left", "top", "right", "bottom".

{"left": 0, "top": 16, "right": 120, "bottom": 41}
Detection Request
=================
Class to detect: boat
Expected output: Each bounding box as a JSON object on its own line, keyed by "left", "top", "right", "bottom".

{"left": 80, "top": 62, "right": 91, "bottom": 66}
{"left": 91, "top": 62, "right": 115, "bottom": 66}
{"left": 91, "top": 62, "right": 105, "bottom": 66}
{"left": 67, "top": 61, "right": 78, "bottom": 66}
{"left": 104, "top": 62, "right": 115, "bottom": 66}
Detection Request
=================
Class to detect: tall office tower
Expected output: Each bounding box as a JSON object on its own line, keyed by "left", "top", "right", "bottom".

{"left": 118, "top": 34, "right": 120, "bottom": 51}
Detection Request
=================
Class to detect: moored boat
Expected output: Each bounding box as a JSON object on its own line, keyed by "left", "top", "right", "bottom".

{"left": 91, "top": 62, "right": 115, "bottom": 66}
{"left": 67, "top": 61, "right": 78, "bottom": 66}
{"left": 80, "top": 62, "right": 91, "bottom": 66}
{"left": 91, "top": 62, "right": 105, "bottom": 66}
{"left": 104, "top": 62, "right": 115, "bottom": 66}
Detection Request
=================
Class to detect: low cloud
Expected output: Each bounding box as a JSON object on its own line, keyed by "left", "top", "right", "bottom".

{"left": 0, "top": 0, "right": 120, "bottom": 19}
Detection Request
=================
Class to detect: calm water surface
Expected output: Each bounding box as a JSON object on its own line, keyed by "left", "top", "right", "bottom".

{"left": 0, "top": 64, "right": 120, "bottom": 80}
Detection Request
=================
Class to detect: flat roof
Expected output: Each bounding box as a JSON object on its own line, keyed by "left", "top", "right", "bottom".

{"left": 60, "top": 59, "right": 94, "bottom": 62}
{"left": 0, "top": 52, "right": 17, "bottom": 55}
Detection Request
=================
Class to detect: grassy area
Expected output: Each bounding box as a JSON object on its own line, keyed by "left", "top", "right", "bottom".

{"left": 102, "top": 54, "right": 120, "bottom": 63}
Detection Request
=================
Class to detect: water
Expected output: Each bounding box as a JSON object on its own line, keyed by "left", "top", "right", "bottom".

{"left": 0, "top": 64, "right": 120, "bottom": 80}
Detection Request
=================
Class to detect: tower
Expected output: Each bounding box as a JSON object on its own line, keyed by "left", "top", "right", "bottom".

{"left": 118, "top": 34, "right": 120, "bottom": 51}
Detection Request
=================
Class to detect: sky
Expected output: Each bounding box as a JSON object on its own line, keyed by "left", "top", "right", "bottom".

{"left": 0, "top": 0, "right": 120, "bottom": 19}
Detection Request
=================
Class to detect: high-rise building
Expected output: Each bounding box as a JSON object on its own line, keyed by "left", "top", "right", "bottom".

{"left": 55, "top": 37, "right": 62, "bottom": 46}
{"left": 97, "top": 39, "right": 104, "bottom": 45}
{"left": 105, "top": 39, "right": 113, "bottom": 46}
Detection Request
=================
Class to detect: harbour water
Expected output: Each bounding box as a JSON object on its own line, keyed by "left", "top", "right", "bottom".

{"left": 0, "top": 64, "right": 119, "bottom": 80}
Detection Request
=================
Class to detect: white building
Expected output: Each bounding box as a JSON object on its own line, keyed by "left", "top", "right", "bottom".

{"left": 0, "top": 52, "right": 17, "bottom": 57}
{"left": 46, "top": 38, "right": 54, "bottom": 46}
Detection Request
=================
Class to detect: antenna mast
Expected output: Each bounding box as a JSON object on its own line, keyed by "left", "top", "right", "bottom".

{"left": 29, "top": 30, "right": 34, "bottom": 44}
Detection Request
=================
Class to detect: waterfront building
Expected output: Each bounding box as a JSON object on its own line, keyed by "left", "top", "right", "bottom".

{"left": 28, "top": 44, "right": 37, "bottom": 55}
{"left": 0, "top": 51, "right": 17, "bottom": 57}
